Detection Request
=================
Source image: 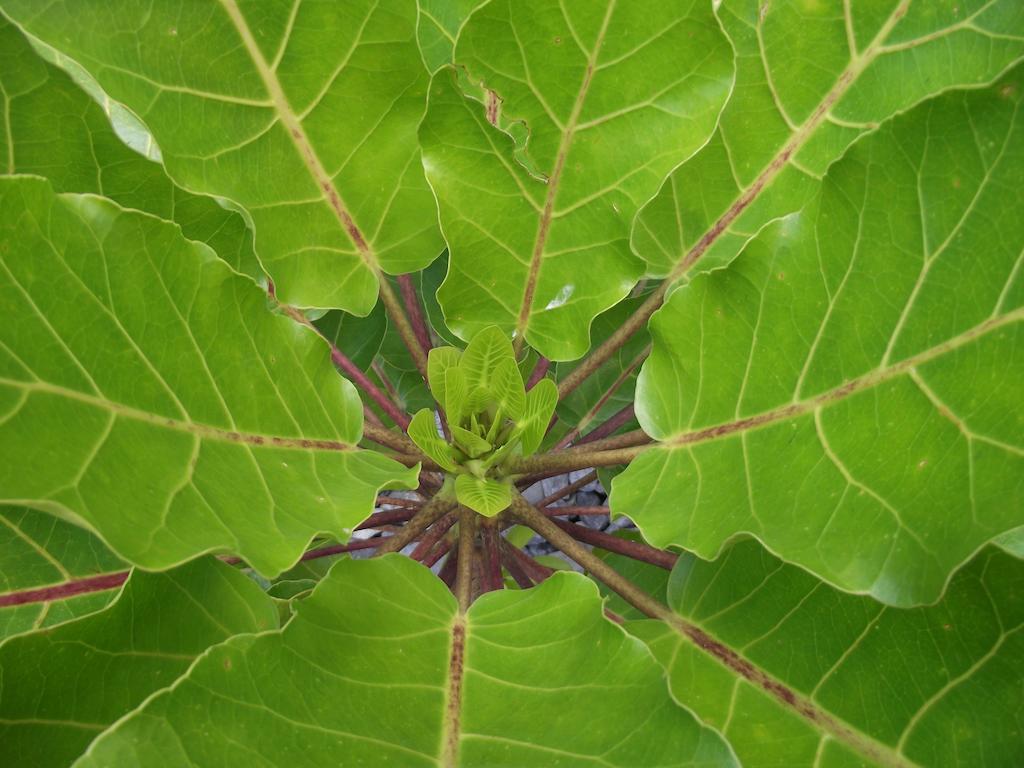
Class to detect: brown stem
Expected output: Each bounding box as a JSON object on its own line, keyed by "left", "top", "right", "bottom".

{"left": 363, "top": 421, "right": 422, "bottom": 455}
{"left": 0, "top": 572, "right": 129, "bottom": 608}
{"left": 551, "top": 519, "right": 677, "bottom": 570}
{"left": 455, "top": 508, "right": 477, "bottom": 611}
{"left": 510, "top": 444, "right": 647, "bottom": 475}
{"left": 554, "top": 345, "right": 649, "bottom": 450}
{"left": 577, "top": 404, "right": 636, "bottom": 446}
{"left": 570, "top": 428, "right": 651, "bottom": 454}
{"left": 409, "top": 512, "right": 458, "bottom": 561}
{"left": 398, "top": 273, "right": 434, "bottom": 357}
{"left": 526, "top": 356, "right": 551, "bottom": 389}
{"left": 282, "top": 304, "right": 411, "bottom": 429}
{"left": 422, "top": 530, "right": 457, "bottom": 568}
{"left": 501, "top": 545, "right": 535, "bottom": 588}
{"left": 374, "top": 496, "right": 422, "bottom": 509}
{"left": 499, "top": 538, "right": 554, "bottom": 584}
{"left": 512, "top": 493, "right": 666, "bottom": 618}
{"left": 438, "top": 547, "right": 459, "bottom": 588}
{"left": 378, "top": 277, "right": 430, "bottom": 381}
{"left": 480, "top": 522, "right": 504, "bottom": 593}
{"left": 358, "top": 508, "right": 416, "bottom": 529}
{"left": 533, "top": 470, "right": 598, "bottom": 508}
{"left": 375, "top": 497, "right": 453, "bottom": 555}
{"left": 546, "top": 506, "right": 608, "bottom": 516}
{"left": 557, "top": 284, "right": 666, "bottom": 401}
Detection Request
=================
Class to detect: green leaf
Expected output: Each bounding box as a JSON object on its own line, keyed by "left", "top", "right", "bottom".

{"left": 427, "top": 345, "right": 463, "bottom": 407}
{"left": 444, "top": 364, "right": 469, "bottom": 425}
{"left": 415, "top": 0, "right": 485, "bottom": 73}
{"left": 633, "top": 0, "right": 1024, "bottom": 281}
{"left": 0, "top": 18, "right": 262, "bottom": 283}
{"left": 420, "top": 0, "right": 734, "bottom": 359}
{"left": 0, "top": 176, "right": 417, "bottom": 575}
{"left": 0, "top": 556, "right": 276, "bottom": 768}
{"left": 0, "top": 506, "right": 124, "bottom": 641}
{"left": 409, "top": 408, "right": 457, "bottom": 471}
{"left": 489, "top": 357, "right": 526, "bottom": 425}
{"left": 633, "top": 540, "right": 1024, "bottom": 768}
{"left": 517, "top": 377, "right": 558, "bottom": 456}
{"left": 450, "top": 425, "right": 491, "bottom": 459}
{"left": 455, "top": 474, "right": 512, "bottom": 517}
{"left": 1, "top": 0, "right": 443, "bottom": 312}
{"left": 613, "top": 76, "right": 1024, "bottom": 606}
{"left": 75, "top": 556, "right": 735, "bottom": 767}
{"left": 314, "top": 301, "right": 387, "bottom": 371}
{"left": 459, "top": 325, "right": 514, "bottom": 392}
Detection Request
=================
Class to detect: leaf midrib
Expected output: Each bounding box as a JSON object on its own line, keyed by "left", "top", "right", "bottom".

{"left": 658, "top": 306, "right": 1023, "bottom": 449}
{"left": 513, "top": 0, "right": 618, "bottom": 342}
{"left": 1, "top": 377, "right": 353, "bottom": 452}
{"left": 667, "top": 0, "right": 914, "bottom": 284}
{"left": 217, "top": 0, "right": 380, "bottom": 274}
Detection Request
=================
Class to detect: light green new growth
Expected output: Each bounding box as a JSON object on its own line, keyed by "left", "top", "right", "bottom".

{"left": 408, "top": 327, "right": 557, "bottom": 515}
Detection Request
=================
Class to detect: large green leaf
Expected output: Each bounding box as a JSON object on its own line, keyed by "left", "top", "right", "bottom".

{"left": 613, "top": 74, "right": 1024, "bottom": 606}
{"left": 0, "top": 176, "right": 417, "bottom": 575}
{"left": 0, "top": 506, "right": 124, "bottom": 640}
{"left": 633, "top": 0, "right": 1024, "bottom": 281}
{"left": 0, "top": 17, "right": 262, "bottom": 282}
{"left": 1, "top": 0, "right": 443, "bottom": 312}
{"left": 420, "top": 0, "right": 734, "bottom": 359}
{"left": 415, "top": 0, "right": 485, "bottom": 73}
{"left": 633, "top": 540, "right": 1024, "bottom": 768}
{"left": 75, "top": 555, "right": 734, "bottom": 767}
{"left": 0, "top": 556, "right": 277, "bottom": 767}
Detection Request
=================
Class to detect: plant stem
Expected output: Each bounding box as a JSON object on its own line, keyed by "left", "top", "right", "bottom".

{"left": 545, "top": 506, "right": 607, "bottom": 516}
{"left": 509, "top": 444, "right": 648, "bottom": 475}
{"left": 551, "top": 519, "right": 677, "bottom": 569}
{"left": 512, "top": 493, "right": 668, "bottom": 619}
{"left": 281, "top": 304, "right": 412, "bottom": 429}
{"left": 499, "top": 537, "right": 554, "bottom": 584}
{"left": 526, "top": 356, "right": 551, "bottom": 389}
{"left": 554, "top": 345, "right": 649, "bottom": 449}
{"left": 422, "top": 529, "right": 457, "bottom": 568}
{"left": 532, "top": 470, "right": 598, "bottom": 507}
{"left": 480, "top": 522, "right": 504, "bottom": 593}
{"left": 397, "top": 273, "right": 434, "bottom": 356}
{"left": 363, "top": 421, "right": 421, "bottom": 455}
{"left": 500, "top": 545, "right": 535, "bottom": 588}
{"left": 571, "top": 427, "right": 651, "bottom": 453}
{"left": 374, "top": 496, "right": 422, "bottom": 509}
{"left": 359, "top": 508, "right": 417, "bottom": 529}
{"left": 378, "top": 276, "right": 430, "bottom": 381}
{"left": 438, "top": 546, "right": 459, "bottom": 588}
{"left": 375, "top": 496, "right": 453, "bottom": 555}
{"left": 409, "top": 511, "right": 458, "bottom": 561}
{"left": 576, "top": 404, "right": 636, "bottom": 446}
{"left": 455, "top": 508, "right": 477, "bottom": 611}
{"left": 557, "top": 283, "right": 665, "bottom": 400}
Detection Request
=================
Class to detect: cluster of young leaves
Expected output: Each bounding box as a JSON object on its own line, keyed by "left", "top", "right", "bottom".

{"left": 0, "top": 0, "right": 1022, "bottom": 766}
{"left": 409, "top": 327, "right": 557, "bottom": 515}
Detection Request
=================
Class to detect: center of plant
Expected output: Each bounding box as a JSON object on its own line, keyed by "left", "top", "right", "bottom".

{"left": 407, "top": 326, "right": 557, "bottom": 516}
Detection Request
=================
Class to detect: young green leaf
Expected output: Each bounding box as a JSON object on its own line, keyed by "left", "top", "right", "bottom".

{"left": 427, "top": 346, "right": 462, "bottom": 407}
{"left": 517, "top": 377, "right": 558, "bottom": 457}
{"left": 443, "top": 364, "right": 469, "bottom": 425}
{"left": 408, "top": 409, "right": 457, "bottom": 471}
{"left": 455, "top": 474, "right": 512, "bottom": 517}
{"left": 450, "top": 425, "right": 492, "bottom": 459}
{"left": 459, "top": 326, "right": 514, "bottom": 392}
{"left": 489, "top": 357, "right": 526, "bottom": 424}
